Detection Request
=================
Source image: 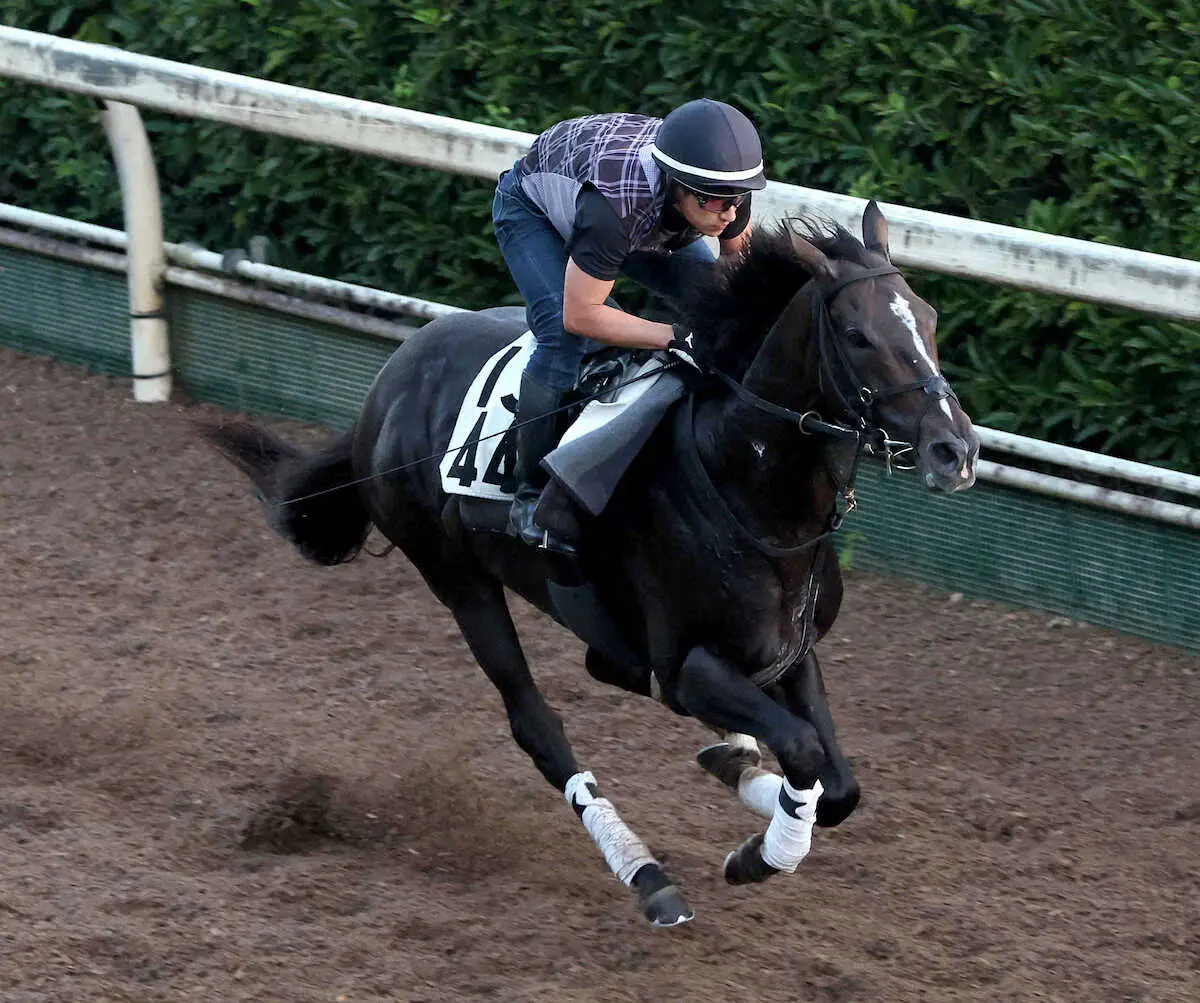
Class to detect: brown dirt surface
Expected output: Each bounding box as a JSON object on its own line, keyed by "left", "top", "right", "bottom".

{"left": 1, "top": 345, "right": 1198, "bottom": 1003}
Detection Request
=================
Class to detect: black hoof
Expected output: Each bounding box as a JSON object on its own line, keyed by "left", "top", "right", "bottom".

{"left": 641, "top": 885, "right": 694, "bottom": 927}
{"left": 632, "top": 863, "right": 694, "bottom": 927}
{"left": 722, "top": 832, "right": 779, "bottom": 886}
{"left": 697, "top": 741, "right": 761, "bottom": 791}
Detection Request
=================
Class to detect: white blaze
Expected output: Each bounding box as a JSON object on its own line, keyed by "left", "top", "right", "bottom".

{"left": 889, "top": 291, "right": 953, "bottom": 420}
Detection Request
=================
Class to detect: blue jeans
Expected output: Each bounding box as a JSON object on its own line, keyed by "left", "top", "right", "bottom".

{"left": 492, "top": 166, "right": 715, "bottom": 392}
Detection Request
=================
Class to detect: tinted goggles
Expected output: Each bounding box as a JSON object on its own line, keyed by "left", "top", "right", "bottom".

{"left": 687, "top": 189, "right": 748, "bottom": 213}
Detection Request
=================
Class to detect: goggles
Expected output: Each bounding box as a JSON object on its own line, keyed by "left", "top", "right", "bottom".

{"left": 685, "top": 188, "right": 748, "bottom": 213}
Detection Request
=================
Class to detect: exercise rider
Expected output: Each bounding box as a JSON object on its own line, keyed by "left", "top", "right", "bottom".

{"left": 491, "top": 98, "right": 768, "bottom": 554}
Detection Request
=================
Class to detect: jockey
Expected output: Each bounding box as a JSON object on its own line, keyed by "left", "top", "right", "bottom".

{"left": 493, "top": 98, "right": 767, "bottom": 554}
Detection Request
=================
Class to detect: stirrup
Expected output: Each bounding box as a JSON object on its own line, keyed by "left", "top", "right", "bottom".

{"left": 509, "top": 495, "right": 578, "bottom": 556}
{"left": 524, "top": 524, "right": 578, "bottom": 557}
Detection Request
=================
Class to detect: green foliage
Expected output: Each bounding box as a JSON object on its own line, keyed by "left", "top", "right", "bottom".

{"left": 2, "top": 0, "right": 1198, "bottom": 469}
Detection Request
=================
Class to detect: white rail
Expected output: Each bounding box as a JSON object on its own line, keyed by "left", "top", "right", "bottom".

{"left": 0, "top": 204, "right": 463, "bottom": 322}
{"left": 977, "top": 427, "right": 1200, "bottom": 500}
{"left": 2, "top": 26, "right": 1199, "bottom": 321}
{"left": 101, "top": 101, "right": 171, "bottom": 402}
{"left": 3, "top": 206, "right": 1198, "bottom": 529}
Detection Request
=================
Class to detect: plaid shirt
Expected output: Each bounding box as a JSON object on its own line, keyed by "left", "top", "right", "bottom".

{"left": 518, "top": 113, "right": 666, "bottom": 250}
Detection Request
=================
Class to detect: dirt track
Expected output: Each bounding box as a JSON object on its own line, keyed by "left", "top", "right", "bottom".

{"left": 1, "top": 346, "right": 1197, "bottom": 1002}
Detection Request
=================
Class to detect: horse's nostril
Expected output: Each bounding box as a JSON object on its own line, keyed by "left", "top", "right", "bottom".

{"left": 930, "top": 441, "right": 962, "bottom": 470}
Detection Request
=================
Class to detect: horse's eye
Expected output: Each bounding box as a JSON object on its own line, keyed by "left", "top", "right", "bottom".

{"left": 845, "top": 326, "right": 871, "bottom": 350}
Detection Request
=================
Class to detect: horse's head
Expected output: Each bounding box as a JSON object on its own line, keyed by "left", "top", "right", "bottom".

{"left": 786, "top": 203, "right": 978, "bottom": 493}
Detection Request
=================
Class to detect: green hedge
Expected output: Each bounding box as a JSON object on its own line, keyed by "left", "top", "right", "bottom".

{"left": 2, "top": 1, "right": 1198, "bottom": 471}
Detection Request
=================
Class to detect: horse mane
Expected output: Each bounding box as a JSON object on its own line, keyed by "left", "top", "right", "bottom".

{"left": 682, "top": 218, "right": 875, "bottom": 379}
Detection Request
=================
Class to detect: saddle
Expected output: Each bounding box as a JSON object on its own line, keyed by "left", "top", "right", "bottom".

{"left": 443, "top": 344, "right": 688, "bottom": 536}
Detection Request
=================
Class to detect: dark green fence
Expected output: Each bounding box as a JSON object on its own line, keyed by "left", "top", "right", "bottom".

{"left": 3, "top": 244, "right": 1196, "bottom": 652}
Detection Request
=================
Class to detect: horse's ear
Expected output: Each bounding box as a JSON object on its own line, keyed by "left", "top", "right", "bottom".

{"left": 862, "top": 199, "right": 890, "bottom": 261}
{"left": 789, "top": 232, "right": 836, "bottom": 283}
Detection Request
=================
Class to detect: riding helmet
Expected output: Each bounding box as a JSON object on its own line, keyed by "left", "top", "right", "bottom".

{"left": 649, "top": 98, "right": 767, "bottom": 196}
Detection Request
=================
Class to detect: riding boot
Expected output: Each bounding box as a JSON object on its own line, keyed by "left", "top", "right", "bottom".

{"left": 508, "top": 372, "right": 579, "bottom": 555}
{"left": 533, "top": 477, "right": 585, "bottom": 548}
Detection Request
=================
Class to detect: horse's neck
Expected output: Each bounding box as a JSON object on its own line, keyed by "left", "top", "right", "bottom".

{"left": 696, "top": 286, "right": 838, "bottom": 540}
{"left": 742, "top": 282, "right": 819, "bottom": 416}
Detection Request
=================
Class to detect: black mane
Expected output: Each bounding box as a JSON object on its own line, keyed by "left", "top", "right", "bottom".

{"left": 682, "top": 218, "right": 874, "bottom": 379}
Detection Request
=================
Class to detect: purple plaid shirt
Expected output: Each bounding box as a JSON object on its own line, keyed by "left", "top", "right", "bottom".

{"left": 517, "top": 113, "right": 666, "bottom": 250}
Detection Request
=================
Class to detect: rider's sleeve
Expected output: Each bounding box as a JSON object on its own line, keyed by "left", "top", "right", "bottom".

{"left": 567, "top": 187, "right": 635, "bottom": 282}
{"left": 718, "top": 194, "right": 753, "bottom": 240}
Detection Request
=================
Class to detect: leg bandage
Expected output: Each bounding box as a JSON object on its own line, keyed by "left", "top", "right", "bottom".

{"left": 738, "top": 768, "right": 783, "bottom": 820}
{"left": 761, "top": 778, "right": 823, "bottom": 873}
{"left": 564, "top": 771, "right": 657, "bottom": 886}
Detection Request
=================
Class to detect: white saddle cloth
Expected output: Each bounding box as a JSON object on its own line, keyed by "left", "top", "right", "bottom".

{"left": 439, "top": 332, "right": 666, "bottom": 500}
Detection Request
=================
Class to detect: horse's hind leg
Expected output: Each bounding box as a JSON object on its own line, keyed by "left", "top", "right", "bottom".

{"left": 409, "top": 548, "right": 693, "bottom": 926}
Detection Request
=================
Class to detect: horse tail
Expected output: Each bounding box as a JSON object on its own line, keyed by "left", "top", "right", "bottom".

{"left": 199, "top": 421, "right": 371, "bottom": 566}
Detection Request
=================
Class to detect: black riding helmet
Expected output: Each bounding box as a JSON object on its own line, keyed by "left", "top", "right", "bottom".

{"left": 648, "top": 98, "right": 767, "bottom": 196}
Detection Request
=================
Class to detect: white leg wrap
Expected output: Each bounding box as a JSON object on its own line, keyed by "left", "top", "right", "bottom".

{"left": 761, "top": 778, "right": 823, "bottom": 873}
{"left": 725, "top": 732, "right": 759, "bottom": 755}
{"left": 564, "top": 771, "right": 656, "bottom": 886}
{"left": 738, "top": 768, "right": 783, "bottom": 820}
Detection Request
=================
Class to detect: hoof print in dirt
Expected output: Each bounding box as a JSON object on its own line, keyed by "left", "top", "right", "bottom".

{"left": 238, "top": 774, "right": 371, "bottom": 854}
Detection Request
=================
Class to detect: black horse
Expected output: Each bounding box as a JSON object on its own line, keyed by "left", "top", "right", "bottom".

{"left": 203, "top": 203, "right": 979, "bottom": 928}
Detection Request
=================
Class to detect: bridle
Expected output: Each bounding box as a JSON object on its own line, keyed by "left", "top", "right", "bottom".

{"left": 682, "top": 262, "right": 960, "bottom": 560}
{"left": 813, "top": 265, "right": 959, "bottom": 466}
{"left": 717, "top": 264, "right": 959, "bottom": 473}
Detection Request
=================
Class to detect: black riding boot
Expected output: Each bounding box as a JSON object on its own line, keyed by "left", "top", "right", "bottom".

{"left": 508, "top": 372, "right": 579, "bottom": 555}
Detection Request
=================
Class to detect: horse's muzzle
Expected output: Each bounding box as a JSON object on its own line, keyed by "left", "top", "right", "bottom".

{"left": 919, "top": 425, "right": 980, "bottom": 493}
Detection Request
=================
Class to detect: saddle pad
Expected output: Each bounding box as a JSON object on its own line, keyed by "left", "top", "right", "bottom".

{"left": 440, "top": 332, "right": 534, "bottom": 500}
{"left": 439, "top": 332, "right": 668, "bottom": 501}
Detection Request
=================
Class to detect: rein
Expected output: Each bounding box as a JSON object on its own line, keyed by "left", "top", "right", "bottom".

{"left": 675, "top": 395, "right": 845, "bottom": 559}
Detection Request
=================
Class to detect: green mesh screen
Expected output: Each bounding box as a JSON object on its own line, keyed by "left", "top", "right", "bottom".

{"left": 170, "top": 288, "right": 396, "bottom": 427}
{"left": 842, "top": 464, "right": 1199, "bottom": 653}
{"left": 2, "top": 245, "right": 1197, "bottom": 652}
{"left": 0, "top": 245, "right": 130, "bottom": 372}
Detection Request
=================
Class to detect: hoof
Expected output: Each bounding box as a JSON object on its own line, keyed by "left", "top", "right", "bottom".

{"left": 697, "top": 741, "right": 761, "bottom": 791}
{"left": 722, "top": 832, "right": 779, "bottom": 886}
{"left": 632, "top": 863, "right": 694, "bottom": 927}
{"left": 641, "top": 884, "right": 694, "bottom": 927}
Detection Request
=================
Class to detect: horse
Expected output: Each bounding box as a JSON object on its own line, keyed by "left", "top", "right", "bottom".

{"left": 202, "top": 201, "right": 979, "bottom": 928}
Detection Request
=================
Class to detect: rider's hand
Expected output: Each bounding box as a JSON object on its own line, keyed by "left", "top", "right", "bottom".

{"left": 666, "top": 325, "right": 703, "bottom": 371}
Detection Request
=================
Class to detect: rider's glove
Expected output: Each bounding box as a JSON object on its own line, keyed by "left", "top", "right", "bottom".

{"left": 666, "top": 325, "right": 703, "bottom": 371}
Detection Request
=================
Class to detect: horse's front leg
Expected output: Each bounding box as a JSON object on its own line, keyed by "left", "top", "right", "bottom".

{"left": 768, "top": 650, "right": 860, "bottom": 827}
{"left": 697, "top": 732, "right": 780, "bottom": 819}
{"left": 671, "top": 646, "right": 826, "bottom": 885}
{"left": 697, "top": 652, "right": 861, "bottom": 828}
